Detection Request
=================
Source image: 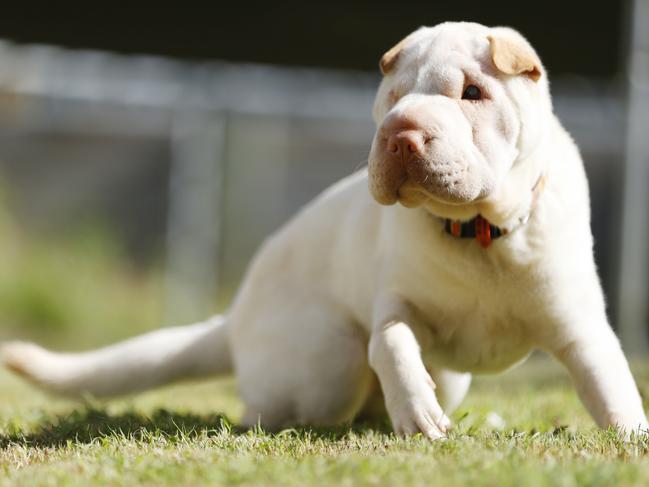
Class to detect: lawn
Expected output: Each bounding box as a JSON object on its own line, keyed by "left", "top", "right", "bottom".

{"left": 2, "top": 357, "right": 649, "bottom": 486}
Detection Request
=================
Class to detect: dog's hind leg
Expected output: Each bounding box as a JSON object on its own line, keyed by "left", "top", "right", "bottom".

{"left": 232, "top": 296, "right": 373, "bottom": 430}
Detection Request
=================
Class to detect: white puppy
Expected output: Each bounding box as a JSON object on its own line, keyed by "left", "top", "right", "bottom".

{"left": 3, "top": 22, "right": 647, "bottom": 439}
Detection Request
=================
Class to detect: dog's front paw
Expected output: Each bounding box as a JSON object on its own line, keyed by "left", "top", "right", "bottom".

{"left": 385, "top": 379, "right": 450, "bottom": 440}
{"left": 608, "top": 412, "right": 649, "bottom": 440}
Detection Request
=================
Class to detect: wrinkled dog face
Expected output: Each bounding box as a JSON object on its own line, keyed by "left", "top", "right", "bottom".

{"left": 368, "top": 22, "right": 550, "bottom": 215}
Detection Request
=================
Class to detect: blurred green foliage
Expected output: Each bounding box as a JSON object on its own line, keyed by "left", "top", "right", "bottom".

{"left": 0, "top": 185, "right": 165, "bottom": 349}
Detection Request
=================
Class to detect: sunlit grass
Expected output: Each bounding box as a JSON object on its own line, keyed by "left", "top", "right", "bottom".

{"left": 2, "top": 359, "right": 649, "bottom": 486}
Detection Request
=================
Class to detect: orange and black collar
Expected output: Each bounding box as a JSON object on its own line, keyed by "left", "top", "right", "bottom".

{"left": 444, "top": 216, "right": 507, "bottom": 248}
{"left": 443, "top": 174, "right": 546, "bottom": 248}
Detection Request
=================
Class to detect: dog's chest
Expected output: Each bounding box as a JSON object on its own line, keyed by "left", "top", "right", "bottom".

{"left": 399, "top": 249, "right": 535, "bottom": 373}
{"left": 419, "top": 303, "right": 532, "bottom": 373}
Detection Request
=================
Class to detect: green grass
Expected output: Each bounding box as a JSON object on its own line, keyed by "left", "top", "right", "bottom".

{"left": 2, "top": 358, "right": 649, "bottom": 486}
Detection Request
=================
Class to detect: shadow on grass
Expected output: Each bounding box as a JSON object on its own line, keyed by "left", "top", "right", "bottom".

{"left": 0, "top": 407, "right": 392, "bottom": 449}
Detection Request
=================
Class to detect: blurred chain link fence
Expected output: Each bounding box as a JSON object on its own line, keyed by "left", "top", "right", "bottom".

{"left": 0, "top": 36, "right": 645, "bottom": 349}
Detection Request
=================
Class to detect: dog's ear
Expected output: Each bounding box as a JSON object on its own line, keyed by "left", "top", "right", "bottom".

{"left": 379, "top": 28, "right": 424, "bottom": 75}
{"left": 487, "top": 29, "right": 542, "bottom": 82}
{"left": 379, "top": 38, "right": 408, "bottom": 75}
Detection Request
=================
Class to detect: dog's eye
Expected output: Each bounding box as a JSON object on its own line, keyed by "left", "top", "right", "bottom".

{"left": 462, "top": 85, "right": 482, "bottom": 100}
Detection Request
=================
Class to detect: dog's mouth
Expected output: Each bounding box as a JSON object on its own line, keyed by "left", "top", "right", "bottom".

{"left": 396, "top": 178, "right": 486, "bottom": 208}
{"left": 396, "top": 181, "right": 428, "bottom": 208}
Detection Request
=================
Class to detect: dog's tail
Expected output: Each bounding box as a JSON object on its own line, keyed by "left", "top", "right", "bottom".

{"left": 0, "top": 315, "right": 232, "bottom": 398}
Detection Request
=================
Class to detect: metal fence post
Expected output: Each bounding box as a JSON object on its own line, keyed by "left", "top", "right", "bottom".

{"left": 618, "top": 0, "right": 649, "bottom": 354}
{"left": 165, "top": 112, "right": 226, "bottom": 324}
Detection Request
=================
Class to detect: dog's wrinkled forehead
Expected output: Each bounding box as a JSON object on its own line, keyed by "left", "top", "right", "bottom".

{"left": 386, "top": 23, "right": 492, "bottom": 90}
{"left": 374, "top": 22, "right": 546, "bottom": 125}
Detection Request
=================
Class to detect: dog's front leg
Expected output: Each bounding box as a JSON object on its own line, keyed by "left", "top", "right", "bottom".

{"left": 368, "top": 296, "right": 449, "bottom": 439}
{"left": 550, "top": 316, "right": 648, "bottom": 436}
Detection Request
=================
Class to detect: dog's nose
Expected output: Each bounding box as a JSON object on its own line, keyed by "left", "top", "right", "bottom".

{"left": 386, "top": 130, "right": 425, "bottom": 165}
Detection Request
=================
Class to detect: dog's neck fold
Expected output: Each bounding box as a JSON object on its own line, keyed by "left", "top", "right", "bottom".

{"left": 476, "top": 132, "right": 549, "bottom": 230}
{"left": 443, "top": 172, "right": 545, "bottom": 247}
